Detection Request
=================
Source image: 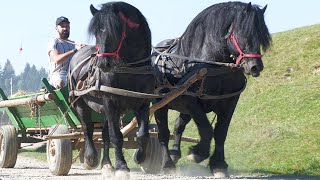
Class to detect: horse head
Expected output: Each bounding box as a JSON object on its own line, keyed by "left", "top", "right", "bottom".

{"left": 88, "top": 3, "right": 151, "bottom": 72}
{"left": 225, "top": 2, "right": 271, "bottom": 77}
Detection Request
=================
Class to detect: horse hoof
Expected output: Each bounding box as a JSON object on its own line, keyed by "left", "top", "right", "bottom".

{"left": 133, "top": 149, "right": 146, "bottom": 164}
{"left": 169, "top": 149, "right": 181, "bottom": 164}
{"left": 212, "top": 168, "right": 229, "bottom": 179}
{"left": 186, "top": 153, "right": 206, "bottom": 163}
{"left": 84, "top": 158, "right": 99, "bottom": 170}
{"left": 101, "top": 164, "right": 115, "bottom": 178}
{"left": 162, "top": 167, "right": 176, "bottom": 175}
{"left": 162, "top": 160, "right": 176, "bottom": 174}
{"left": 115, "top": 169, "right": 130, "bottom": 180}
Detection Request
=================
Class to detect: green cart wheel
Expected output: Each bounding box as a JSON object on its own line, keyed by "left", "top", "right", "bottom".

{"left": 0, "top": 125, "right": 18, "bottom": 168}
{"left": 46, "top": 125, "right": 72, "bottom": 176}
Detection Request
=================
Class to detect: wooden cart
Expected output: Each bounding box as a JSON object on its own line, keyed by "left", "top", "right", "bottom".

{"left": 0, "top": 78, "right": 199, "bottom": 175}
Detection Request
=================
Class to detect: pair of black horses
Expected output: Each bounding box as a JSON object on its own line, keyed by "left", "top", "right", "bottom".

{"left": 69, "top": 1, "right": 272, "bottom": 178}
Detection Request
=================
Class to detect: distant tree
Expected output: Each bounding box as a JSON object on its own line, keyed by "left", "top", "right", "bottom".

{"left": 0, "top": 64, "right": 3, "bottom": 91}
{"left": 2, "top": 59, "right": 15, "bottom": 94}
{"left": 29, "top": 65, "right": 38, "bottom": 91}
{"left": 38, "top": 67, "right": 48, "bottom": 88}
{"left": 3, "top": 59, "right": 15, "bottom": 80}
{"left": 39, "top": 67, "right": 48, "bottom": 79}
{"left": 1, "top": 60, "right": 48, "bottom": 94}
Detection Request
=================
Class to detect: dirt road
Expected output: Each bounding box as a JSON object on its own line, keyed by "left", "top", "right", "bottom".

{"left": 0, "top": 143, "right": 314, "bottom": 180}
{"left": 0, "top": 154, "right": 224, "bottom": 180}
{"left": 0, "top": 142, "right": 218, "bottom": 180}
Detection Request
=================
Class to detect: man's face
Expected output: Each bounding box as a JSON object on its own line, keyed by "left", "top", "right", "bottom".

{"left": 56, "top": 21, "right": 70, "bottom": 39}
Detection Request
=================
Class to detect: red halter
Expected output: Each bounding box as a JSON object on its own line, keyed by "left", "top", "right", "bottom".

{"left": 229, "top": 32, "right": 262, "bottom": 65}
{"left": 96, "top": 12, "right": 140, "bottom": 60}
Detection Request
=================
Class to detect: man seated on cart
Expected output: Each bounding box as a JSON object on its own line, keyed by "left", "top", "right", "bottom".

{"left": 47, "top": 16, "right": 85, "bottom": 89}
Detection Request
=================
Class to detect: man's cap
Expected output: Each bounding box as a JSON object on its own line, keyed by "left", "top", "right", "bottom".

{"left": 56, "top": 16, "right": 70, "bottom": 25}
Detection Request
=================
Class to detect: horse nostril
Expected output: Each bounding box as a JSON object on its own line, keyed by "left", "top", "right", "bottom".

{"left": 251, "top": 66, "right": 258, "bottom": 74}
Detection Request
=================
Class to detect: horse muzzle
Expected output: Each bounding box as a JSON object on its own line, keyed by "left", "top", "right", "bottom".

{"left": 242, "top": 58, "right": 264, "bottom": 77}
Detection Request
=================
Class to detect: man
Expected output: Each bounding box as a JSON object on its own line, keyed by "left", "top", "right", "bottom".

{"left": 48, "top": 16, "right": 85, "bottom": 89}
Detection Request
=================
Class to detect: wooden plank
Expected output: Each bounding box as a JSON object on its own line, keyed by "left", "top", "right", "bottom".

{"left": 0, "top": 93, "right": 54, "bottom": 108}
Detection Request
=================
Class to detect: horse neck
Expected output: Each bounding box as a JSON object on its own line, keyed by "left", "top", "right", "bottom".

{"left": 175, "top": 32, "right": 230, "bottom": 64}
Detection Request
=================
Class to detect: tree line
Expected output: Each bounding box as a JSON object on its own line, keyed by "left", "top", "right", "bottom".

{"left": 0, "top": 59, "right": 48, "bottom": 96}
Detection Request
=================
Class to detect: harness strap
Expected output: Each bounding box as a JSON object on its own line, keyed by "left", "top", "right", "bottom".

{"left": 71, "top": 85, "right": 166, "bottom": 99}
{"left": 152, "top": 46, "right": 239, "bottom": 68}
{"left": 126, "top": 55, "right": 151, "bottom": 66}
{"left": 184, "top": 77, "right": 247, "bottom": 100}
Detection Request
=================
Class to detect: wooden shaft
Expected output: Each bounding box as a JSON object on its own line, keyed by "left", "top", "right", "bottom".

{"left": 149, "top": 68, "right": 207, "bottom": 114}
{"left": 0, "top": 93, "right": 55, "bottom": 108}
{"left": 120, "top": 117, "right": 138, "bottom": 136}
{"left": 45, "top": 131, "right": 101, "bottom": 140}
{"left": 45, "top": 118, "right": 138, "bottom": 140}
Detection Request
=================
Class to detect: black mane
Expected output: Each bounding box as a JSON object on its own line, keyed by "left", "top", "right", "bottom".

{"left": 88, "top": 2, "right": 151, "bottom": 62}
{"left": 178, "top": 1, "right": 271, "bottom": 61}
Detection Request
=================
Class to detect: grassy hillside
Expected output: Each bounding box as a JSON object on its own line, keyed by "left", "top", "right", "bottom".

{"left": 172, "top": 24, "right": 320, "bottom": 177}
{"left": 227, "top": 24, "right": 320, "bottom": 176}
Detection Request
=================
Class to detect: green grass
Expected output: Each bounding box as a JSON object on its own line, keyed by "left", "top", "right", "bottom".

{"left": 18, "top": 145, "right": 47, "bottom": 161}
{"left": 19, "top": 24, "right": 320, "bottom": 177}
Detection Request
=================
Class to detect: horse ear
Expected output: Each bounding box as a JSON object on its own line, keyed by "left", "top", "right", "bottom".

{"left": 262, "top": 5, "right": 268, "bottom": 14}
{"left": 90, "top": 4, "right": 99, "bottom": 15}
{"left": 245, "top": 2, "right": 252, "bottom": 13}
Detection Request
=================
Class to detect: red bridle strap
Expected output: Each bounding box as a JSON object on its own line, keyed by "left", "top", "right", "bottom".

{"left": 96, "top": 12, "right": 140, "bottom": 60}
{"left": 230, "top": 32, "right": 262, "bottom": 64}
{"left": 96, "top": 31, "right": 126, "bottom": 60}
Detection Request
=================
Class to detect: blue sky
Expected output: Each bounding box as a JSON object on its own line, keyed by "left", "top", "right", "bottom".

{"left": 0, "top": 0, "right": 319, "bottom": 74}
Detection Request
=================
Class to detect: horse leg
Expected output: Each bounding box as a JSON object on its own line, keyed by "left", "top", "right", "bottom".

{"left": 74, "top": 98, "right": 99, "bottom": 168}
{"left": 101, "top": 120, "right": 115, "bottom": 177}
{"left": 187, "top": 109, "right": 213, "bottom": 163}
{"left": 169, "top": 113, "right": 192, "bottom": 164}
{"left": 154, "top": 106, "right": 176, "bottom": 173}
{"left": 133, "top": 103, "right": 150, "bottom": 164}
{"left": 209, "top": 99, "right": 239, "bottom": 178}
{"left": 104, "top": 101, "right": 129, "bottom": 178}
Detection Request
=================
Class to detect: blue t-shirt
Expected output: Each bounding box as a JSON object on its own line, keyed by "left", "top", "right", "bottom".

{"left": 47, "top": 38, "right": 75, "bottom": 75}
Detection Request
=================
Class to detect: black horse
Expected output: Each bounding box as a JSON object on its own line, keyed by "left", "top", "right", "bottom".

{"left": 69, "top": 2, "right": 154, "bottom": 178}
{"left": 151, "top": 1, "right": 271, "bottom": 177}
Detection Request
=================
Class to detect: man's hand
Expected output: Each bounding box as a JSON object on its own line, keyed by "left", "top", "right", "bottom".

{"left": 75, "top": 43, "right": 86, "bottom": 51}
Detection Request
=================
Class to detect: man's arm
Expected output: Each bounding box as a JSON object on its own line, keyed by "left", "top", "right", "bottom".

{"left": 48, "top": 43, "right": 85, "bottom": 64}
{"left": 49, "top": 49, "right": 77, "bottom": 64}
